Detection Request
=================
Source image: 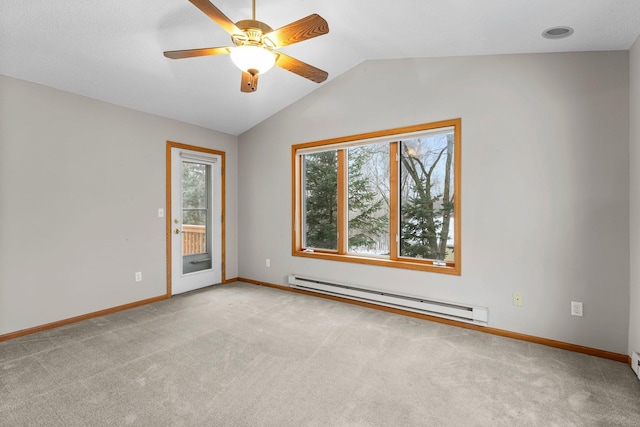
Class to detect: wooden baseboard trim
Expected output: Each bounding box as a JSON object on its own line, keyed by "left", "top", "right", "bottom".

{"left": 238, "top": 277, "right": 629, "bottom": 364}
{"left": 4, "top": 279, "right": 629, "bottom": 367}
{"left": 0, "top": 294, "right": 168, "bottom": 343}
{"left": 223, "top": 277, "right": 239, "bottom": 284}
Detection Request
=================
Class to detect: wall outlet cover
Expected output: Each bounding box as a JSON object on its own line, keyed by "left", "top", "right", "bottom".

{"left": 513, "top": 293, "right": 523, "bottom": 306}
{"left": 571, "top": 301, "right": 583, "bottom": 317}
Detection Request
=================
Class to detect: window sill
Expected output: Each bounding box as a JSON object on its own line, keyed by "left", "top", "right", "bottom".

{"left": 293, "top": 250, "right": 460, "bottom": 276}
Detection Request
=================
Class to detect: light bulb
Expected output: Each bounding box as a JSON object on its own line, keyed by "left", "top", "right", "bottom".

{"left": 230, "top": 46, "right": 276, "bottom": 75}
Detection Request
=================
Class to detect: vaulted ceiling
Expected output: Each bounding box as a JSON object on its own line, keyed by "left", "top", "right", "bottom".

{"left": 2, "top": 0, "right": 639, "bottom": 135}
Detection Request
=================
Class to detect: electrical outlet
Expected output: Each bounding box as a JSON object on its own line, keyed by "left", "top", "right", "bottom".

{"left": 135, "top": 272, "right": 142, "bottom": 282}
{"left": 265, "top": 258, "right": 271, "bottom": 267}
{"left": 571, "top": 301, "right": 583, "bottom": 317}
{"left": 513, "top": 292, "right": 523, "bottom": 306}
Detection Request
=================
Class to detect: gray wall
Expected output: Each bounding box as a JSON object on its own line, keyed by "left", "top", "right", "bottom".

{"left": 0, "top": 75, "right": 239, "bottom": 335}
{"left": 238, "top": 51, "right": 631, "bottom": 354}
{"left": 630, "top": 35, "right": 640, "bottom": 356}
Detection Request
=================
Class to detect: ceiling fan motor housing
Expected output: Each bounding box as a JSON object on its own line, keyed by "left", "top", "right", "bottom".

{"left": 233, "top": 20, "right": 275, "bottom": 48}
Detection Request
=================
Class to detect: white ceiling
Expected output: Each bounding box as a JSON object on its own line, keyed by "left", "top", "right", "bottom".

{"left": 1, "top": 0, "right": 639, "bottom": 136}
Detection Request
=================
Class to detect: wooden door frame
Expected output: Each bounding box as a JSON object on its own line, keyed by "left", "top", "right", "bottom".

{"left": 166, "top": 141, "right": 226, "bottom": 297}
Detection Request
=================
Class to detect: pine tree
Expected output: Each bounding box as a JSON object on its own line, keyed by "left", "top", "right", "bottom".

{"left": 347, "top": 146, "right": 388, "bottom": 251}
{"left": 304, "top": 151, "right": 338, "bottom": 249}
{"left": 303, "top": 147, "right": 388, "bottom": 252}
{"left": 182, "top": 162, "right": 208, "bottom": 225}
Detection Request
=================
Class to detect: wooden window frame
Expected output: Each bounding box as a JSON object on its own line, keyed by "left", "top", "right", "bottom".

{"left": 292, "top": 118, "right": 461, "bottom": 275}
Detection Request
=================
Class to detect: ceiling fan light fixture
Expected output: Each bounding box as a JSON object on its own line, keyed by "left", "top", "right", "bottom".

{"left": 163, "top": 1, "right": 329, "bottom": 92}
{"left": 230, "top": 45, "right": 276, "bottom": 75}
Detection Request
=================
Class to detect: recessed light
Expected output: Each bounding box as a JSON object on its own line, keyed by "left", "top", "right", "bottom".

{"left": 542, "top": 26, "right": 574, "bottom": 39}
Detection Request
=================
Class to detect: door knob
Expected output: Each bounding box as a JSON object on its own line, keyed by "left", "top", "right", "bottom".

{"left": 174, "top": 228, "right": 181, "bottom": 234}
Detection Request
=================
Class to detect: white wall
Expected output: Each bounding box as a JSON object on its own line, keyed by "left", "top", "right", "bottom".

{"left": 238, "top": 51, "right": 630, "bottom": 354}
{"left": 630, "top": 36, "right": 640, "bottom": 357}
{"left": 0, "top": 75, "right": 238, "bottom": 335}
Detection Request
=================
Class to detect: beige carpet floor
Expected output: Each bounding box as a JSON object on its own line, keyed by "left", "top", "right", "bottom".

{"left": 1, "top": 281, "right": 640, "bottom": 426}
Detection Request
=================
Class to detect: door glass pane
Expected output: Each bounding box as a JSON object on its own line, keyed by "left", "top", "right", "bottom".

{"left": 399, "top": 131, "right": 455, "bottom": 262}
{"left": 302, "top": 151, "right": 338, "bottom": 250}
{"left": 182, "top": 162, "right": 209, "bottom": 262}
{"left": 347, "top": 144, "right": 390, "bottom": 256}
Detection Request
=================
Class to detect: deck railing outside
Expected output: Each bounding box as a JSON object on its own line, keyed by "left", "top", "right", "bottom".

{"left": 182, "top": 224, "right": 206, "bottom": 255}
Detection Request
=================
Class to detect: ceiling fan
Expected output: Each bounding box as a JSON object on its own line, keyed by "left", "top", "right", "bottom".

{"left": 164, "top": 0, "right": 329, "bottom": 93}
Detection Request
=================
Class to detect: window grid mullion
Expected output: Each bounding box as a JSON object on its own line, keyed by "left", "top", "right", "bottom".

{"left": 337, "top": 149, "right": 347, "bottom": 254}
{"left": 389, "top": 142, "right": 399, "bottom": 261}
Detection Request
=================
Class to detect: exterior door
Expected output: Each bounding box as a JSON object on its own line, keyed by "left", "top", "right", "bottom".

{"left": 170, "top": 146, "right": 222, "bottom": 295}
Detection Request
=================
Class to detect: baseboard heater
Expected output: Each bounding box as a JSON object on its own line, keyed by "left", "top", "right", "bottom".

{"left": 288, "top": 274, "right": 488, "bottom": 326}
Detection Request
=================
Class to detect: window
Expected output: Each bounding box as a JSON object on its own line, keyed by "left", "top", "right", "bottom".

{"left": 302, "top": 151, "right": 338, "bottom": 250}
{"left": 292, "top": 119, "right": 461, "bottom": 275}
{"left": 182, "top": 161, "right": 212, "bottom": 273}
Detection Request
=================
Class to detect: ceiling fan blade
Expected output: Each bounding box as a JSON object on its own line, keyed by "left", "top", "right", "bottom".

{"left": 241, "top": 72, "right": 258, "bottom": 92}
{"left": 275, "top": 53, "right": 328, "bottom": 83}
{"left": 164, "top": 47, "right": 231, "bottom": 59}
{"left": 188, "top": 0, "right": 243, "bottom": 35}
{"left": 263, "top": 14, "right": 329, "bottom": 48}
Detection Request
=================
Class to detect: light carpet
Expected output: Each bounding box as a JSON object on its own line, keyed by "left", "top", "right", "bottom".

{"left": 1, "top": 282, "right": 639, "bottom": 426}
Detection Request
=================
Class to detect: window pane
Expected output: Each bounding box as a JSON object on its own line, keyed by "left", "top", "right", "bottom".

{"left": 303, "top": 151, "right": 338, "bottom": 250}
{"left": 183, "top": 209, "right": 207, "bottom": 226}
{"left": 183, "top": 163, "right": 207, "bottom": 209}
{"left": 347, "top": 144, "right": 390, "bottom": 256}
{"left": 399, "top": 132, "right": 455, "bottom": 261}
{"left": 182, "top": 162, "right": 209, "bottom": 256}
